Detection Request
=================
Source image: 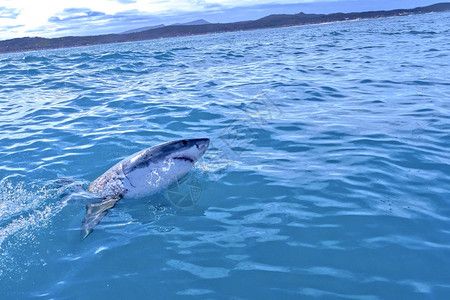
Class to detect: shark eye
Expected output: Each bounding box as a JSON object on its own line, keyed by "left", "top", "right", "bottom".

{"left": 182, "top": 140, "right": 187, "bottom": 146}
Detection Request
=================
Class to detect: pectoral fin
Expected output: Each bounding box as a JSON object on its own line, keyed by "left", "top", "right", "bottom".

{"left": 81, "top": 196, "right": 120, "bottom": 239}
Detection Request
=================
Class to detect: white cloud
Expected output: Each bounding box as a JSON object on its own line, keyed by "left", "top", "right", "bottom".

{"left": 1, "top": 0, "right": 128, "bottom": 38}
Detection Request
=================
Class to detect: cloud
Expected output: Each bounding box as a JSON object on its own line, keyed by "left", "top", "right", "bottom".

{"left": 1, "top": 24, "right": 23, "bottom": 30}
{"left": 48, "top": 8, "right": 106, "bottom": 23}
{"left": 0, "top": 7, "right": 20, "bottom": 19}
{"left": 46, "top": 8, "right": 165, "bottom": 36}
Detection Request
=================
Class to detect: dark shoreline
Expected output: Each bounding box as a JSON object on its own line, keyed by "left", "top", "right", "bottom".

{"left": 1, "top": 2, "right": 449, "bottom": 54}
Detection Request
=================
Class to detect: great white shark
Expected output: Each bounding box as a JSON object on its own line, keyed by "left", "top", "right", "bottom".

{"left": 82, "top": 138, "right": 210, "bottom": 238}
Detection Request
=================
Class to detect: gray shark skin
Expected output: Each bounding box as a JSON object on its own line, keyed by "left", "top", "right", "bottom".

{"left": 82, "top": 138, "right": 210, "bottom": 238}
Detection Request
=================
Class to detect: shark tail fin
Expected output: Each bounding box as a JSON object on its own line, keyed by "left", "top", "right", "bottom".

{"left": 81, "top": 196, "right": 120, "bottom": 239}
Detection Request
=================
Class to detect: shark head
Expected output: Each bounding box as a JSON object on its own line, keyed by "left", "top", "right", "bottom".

{"left": 121, "top": 138, "right": 210, "bottom": 177}
{"left": 161, "top": 138, "right": 210, "bottom": 164}
{"left": 120, "top": 137, "right": 210, "bottom": 198}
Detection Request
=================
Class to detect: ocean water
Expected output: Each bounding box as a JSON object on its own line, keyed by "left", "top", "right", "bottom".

{"left": 1, "top": 11, "right": 450, "bottom": 299}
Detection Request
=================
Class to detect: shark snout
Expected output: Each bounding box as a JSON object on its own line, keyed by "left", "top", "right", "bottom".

{"left": 195, "top": 138, "right": 210, "bottom": 154}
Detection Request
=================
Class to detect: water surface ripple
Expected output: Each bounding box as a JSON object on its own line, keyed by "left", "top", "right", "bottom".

{"left": 1, "top": 12, "right": 450, "bottom": 299}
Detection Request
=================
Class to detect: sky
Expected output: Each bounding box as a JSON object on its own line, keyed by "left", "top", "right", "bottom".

{"left": 0, "top": 0, "right": 442, "bottom": 40}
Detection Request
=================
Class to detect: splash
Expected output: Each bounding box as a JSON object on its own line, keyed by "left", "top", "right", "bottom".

{"left": 0, "top": 179, "right": 75, "bottom": 261}
{"left": 1, "top": 180, "right": 49, "bottom": 240}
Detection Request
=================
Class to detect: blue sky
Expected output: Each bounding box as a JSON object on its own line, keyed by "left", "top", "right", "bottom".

{"left": 0, "top": 0, "right": 441, "bottom": 39}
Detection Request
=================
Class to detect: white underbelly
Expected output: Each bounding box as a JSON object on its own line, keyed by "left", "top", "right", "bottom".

{"left": 122, "top": 159, "right": 193, "bottom": 199}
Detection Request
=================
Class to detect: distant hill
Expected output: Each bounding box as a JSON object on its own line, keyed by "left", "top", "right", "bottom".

{"left": 122, "top": 24, "right": 165, "bottom": 34}
{"left": 122, "top": 19, "right": 210, "bottom": 34}
{"left": 1, "top": 3, "right": 449, "bottom": 54}
{"left": 172, "top": 19, "right": 211, "bottom": 26}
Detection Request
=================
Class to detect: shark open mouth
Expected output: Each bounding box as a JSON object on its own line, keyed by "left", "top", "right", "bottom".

{"left": 172, "top": 156, "right": 195, "bottom": 163}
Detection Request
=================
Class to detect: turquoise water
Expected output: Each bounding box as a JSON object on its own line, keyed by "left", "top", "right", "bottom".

{"left": 1, "top": 11, "right": 450, "bottom": 299}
